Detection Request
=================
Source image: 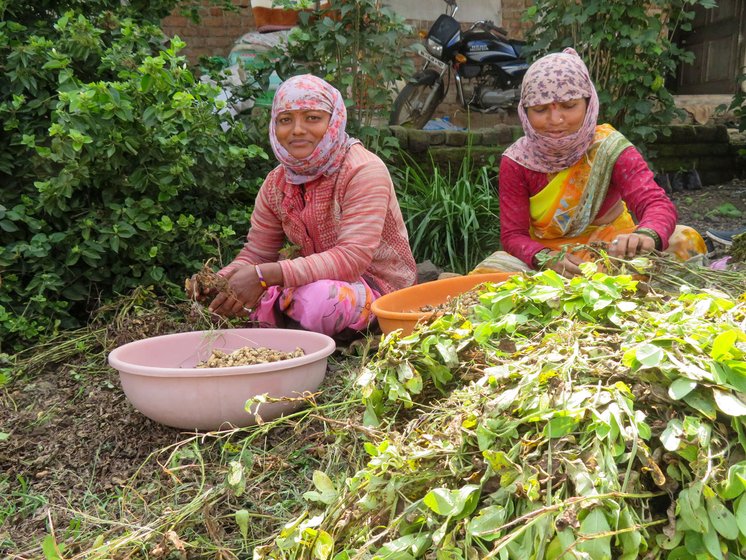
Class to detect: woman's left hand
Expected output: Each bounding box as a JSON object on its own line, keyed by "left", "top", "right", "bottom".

{"left": 608, "top": 233, "right": 656, "bottom": 258}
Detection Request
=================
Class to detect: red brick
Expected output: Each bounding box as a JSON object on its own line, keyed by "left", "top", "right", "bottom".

{"left": 205, "top": 36, "right": 229, "bottom": 47}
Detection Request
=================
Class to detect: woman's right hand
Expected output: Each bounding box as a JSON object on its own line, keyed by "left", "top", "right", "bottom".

{"left": 185, "top": 274, "right": 216, "bottom": 303}
{"left": 542, "top": 250, "right": 586, "bottom": 278}
{"left": 209, "top": 266, "right": 265, "bottom": 317}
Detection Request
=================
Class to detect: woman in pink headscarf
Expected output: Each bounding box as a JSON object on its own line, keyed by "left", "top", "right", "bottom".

{"left": 190, "top": 74, "right": 416, "bottom": 337}
{"left": 472, "top": 49, "right": 706, "bottom": 277}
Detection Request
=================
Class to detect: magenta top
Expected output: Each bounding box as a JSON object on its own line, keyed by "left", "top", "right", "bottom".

{"left": 499, "top": 146, "right": 678, "bottom": 266}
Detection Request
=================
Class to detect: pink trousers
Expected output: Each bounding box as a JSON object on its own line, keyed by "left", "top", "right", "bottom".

{"left": 249, "top": 278, "right": 380, "bottom": 337}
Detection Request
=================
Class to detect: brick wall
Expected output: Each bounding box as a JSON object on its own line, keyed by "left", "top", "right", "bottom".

{"left": 161, "top": 1, "right": 255, "bottom": 65}
{"left": 500, "top": 0, "right": 532, "bottom": 39}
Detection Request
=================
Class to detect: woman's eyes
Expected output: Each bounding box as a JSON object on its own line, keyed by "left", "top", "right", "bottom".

{"left": 529, "top": 102, "right": 579, "bottom": 113}
{"left": 277, "top": 113, "right": 324, "bottom": 124}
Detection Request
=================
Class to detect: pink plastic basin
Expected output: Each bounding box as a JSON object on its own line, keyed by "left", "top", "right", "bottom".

{"left": 107, "top": 328, "right": 336, "bottom": 430}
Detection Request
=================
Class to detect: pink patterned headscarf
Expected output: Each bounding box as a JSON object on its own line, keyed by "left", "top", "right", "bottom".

{"left": 503, "top": 48, "right": 599, "bottom": 173}
{"left": 269, "top": 74, "right": 359, "bottom": 185}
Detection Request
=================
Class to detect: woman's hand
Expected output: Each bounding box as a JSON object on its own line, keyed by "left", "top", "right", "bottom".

{"left": 185, "top": 274, "right": 216, "bottom": 303}
{"left": 539, "top": 250, "right": 586, "bottom": 278}
{"left": 607, "top": 233, "right": 656, "bottom": 259}
{"left": 208, "top": 266, "right": 264, "bottom": 317}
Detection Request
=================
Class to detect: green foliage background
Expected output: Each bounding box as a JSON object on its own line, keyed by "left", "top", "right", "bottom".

{"left": 0, "top": 1, "right": 272, "bottom": 352}
{"left": 523, "top": 0, "right": 717, "bottom": 145}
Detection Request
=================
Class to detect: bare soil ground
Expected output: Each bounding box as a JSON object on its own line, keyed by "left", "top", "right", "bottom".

{"left": 1, "top": 178, "right": 744, "bottom": 556}
{"left": 669, "top": 178, "right": 746, "bottom": 243}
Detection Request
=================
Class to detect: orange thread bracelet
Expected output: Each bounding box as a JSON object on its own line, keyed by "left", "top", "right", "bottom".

{"left": 255, "top": 265, "right": 269, "bottom": 290}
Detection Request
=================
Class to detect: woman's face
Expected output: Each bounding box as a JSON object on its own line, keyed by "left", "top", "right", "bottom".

{"left": 525, "top": 98, "right": 588, "bottom": 138}
{"left": 275, "top": 109, "right": 332, "bottom": 159}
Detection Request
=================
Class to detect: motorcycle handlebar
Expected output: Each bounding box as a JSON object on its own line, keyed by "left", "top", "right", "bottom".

{"left": 471, "top": 19, "right": 509, "bottom": 37}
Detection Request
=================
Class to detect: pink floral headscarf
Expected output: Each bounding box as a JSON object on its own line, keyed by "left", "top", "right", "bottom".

{"left": 503, "top": 48, "right": 599, "bottom": 174}
{"left": 269, "top": 74, "right": 359, "bottom": 185}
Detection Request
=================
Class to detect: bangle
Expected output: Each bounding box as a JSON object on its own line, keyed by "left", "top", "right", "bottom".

{"left": 635, "top": 227, "right": 662, "bottom": 250}
{"left": 255, "top": 265, "right": 269, "bottom": 290}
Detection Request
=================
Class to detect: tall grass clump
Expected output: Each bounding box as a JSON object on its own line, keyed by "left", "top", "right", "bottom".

{"left": 393, "top": 154, "right": 501, "bottom": 274}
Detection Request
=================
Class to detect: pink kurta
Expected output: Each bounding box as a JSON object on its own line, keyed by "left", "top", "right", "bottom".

{"left": 499, "top": 146, "right": 678, "bottom": 266}
{"left": 220, "top": 143, "right": 416, "bottom": 295}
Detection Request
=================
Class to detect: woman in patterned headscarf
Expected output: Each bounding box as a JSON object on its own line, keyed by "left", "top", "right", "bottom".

{"left": 189, "top": 74, "right": 416, "bottom": 337}
{"left": 472, "top": 48, "right": 705, "bottom": 277}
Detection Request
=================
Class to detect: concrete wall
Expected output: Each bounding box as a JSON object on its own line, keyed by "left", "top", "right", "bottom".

{"left": 387, "top": 124, "right": 746, "bottom": 186}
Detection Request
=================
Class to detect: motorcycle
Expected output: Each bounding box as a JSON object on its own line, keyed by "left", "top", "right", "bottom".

{"left": 389, "top": 0, "right": 528, "bottom": 128}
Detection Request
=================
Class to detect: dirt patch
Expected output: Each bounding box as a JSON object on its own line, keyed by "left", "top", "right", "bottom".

{"left": 0, "top": 356, "right": 181, "bottom": 553}
{"left": 670, "top": 178, "right": 746, "bottom": 241}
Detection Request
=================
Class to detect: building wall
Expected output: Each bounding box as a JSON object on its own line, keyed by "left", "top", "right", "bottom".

{"left": 161, "top": 0, "right": 531, "bottom": 66}
{"left": 387, "top": 0, "right": 501, "bottom": 25}
{"left": 501, "top": 0, "right": 531, "bottom": 39}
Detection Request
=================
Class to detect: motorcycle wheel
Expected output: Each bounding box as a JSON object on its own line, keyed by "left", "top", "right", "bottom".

{"left": 389, "top": 80, "right": 445, "bottom": 128}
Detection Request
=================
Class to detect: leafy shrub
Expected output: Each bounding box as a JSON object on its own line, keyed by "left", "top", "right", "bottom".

{"left": 523, "top": 0, "right": 716, "bottom": 144}
{"left": 393, "top": 154, "right": 501, "bottom": 275}
{"left": 0, "top": 10, "right": 271, "bottom": 352}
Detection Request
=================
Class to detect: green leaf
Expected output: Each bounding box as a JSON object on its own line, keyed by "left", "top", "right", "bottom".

{"left": 635, "top": 343, "right": 663, "bottom": 368}
{"left": 577, "top": 508, "right": 611, "bottom": 560}
{"left": 711, "top": 329, "right": 739, "bottom": 360}
{"left": 303, "top": 471, "right": 338, "bottom": 505}
{"left": 678, "top": 483, "right": 709, "bottom": 533}
{"left": 721, "top": 360, "right": 746, "bottom": 393}
{"left": 41, "top": 535, "right": 65, "bottom": 560}
{"left": 720, "top": 463, "right": 746, "bottom": 500}
{"left": 235, "top": 509, "right": 249, "bottom": 540}
{"left": 660, "top": 419, "right": 683, "bottom": 451}
{"left": 706, "top": 495, "right": 739, "bottom": 540}
{"left": 735, "top": 495, "right": 746, "bottom": 537}
{"left": 669, "top": 378, "right": 697, "bottom": 400}
{"left": 466, "top": 505, "right": 507, "bottom": 541}
{"left": 713, "top": 389, "right": 746, "bottom": 417}
{"left": 702, "top": 522, "right": 724, "bottom": 560}
{"left": 546, "top": 413, "right": 579, "bottom": 438}
{"left": 226, "top": 460, "right": 245, "bottom": 497}
{"left": 423, "top": 485, "right": 480, "bottom": 519}
{"left": 312, "top": 530, "right": 334, "bottom": 560}
{"left": 617, "top": 506, "right": 642, "bottom": 560}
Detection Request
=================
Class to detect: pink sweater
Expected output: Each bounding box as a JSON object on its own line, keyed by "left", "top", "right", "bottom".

{"left": 220, "top": 144, "right": 417, "bottom": 294}
{"left": 499, "top": 146, "right": 678, "bottom": 266}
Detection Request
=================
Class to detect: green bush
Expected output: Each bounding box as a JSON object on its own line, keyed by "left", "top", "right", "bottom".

{"left": 523, "top": 0, "right": 717, "bottom": 145}
{"left": 0, "top": 9, "right": 271, "bottom": 352}
{"left": 393, "top": 154, "right": 501, "bottom": 275}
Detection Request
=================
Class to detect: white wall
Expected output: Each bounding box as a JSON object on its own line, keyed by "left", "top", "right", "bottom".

{"left": 387, "top": 0, "right": 502, "bottom": 24}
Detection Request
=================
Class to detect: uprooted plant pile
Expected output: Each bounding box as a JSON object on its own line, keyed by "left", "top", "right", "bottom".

{"left": 255, "top": 258, "right": 746, "bottom": 560}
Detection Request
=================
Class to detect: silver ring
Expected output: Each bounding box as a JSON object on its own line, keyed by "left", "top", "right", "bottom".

{"left": 611, "top": 240, "right": 619, "bottom": 244}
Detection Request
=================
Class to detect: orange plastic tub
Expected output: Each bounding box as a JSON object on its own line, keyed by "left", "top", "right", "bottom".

{"left": 371, "top": 272, "right": 516, "bottom": 336}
